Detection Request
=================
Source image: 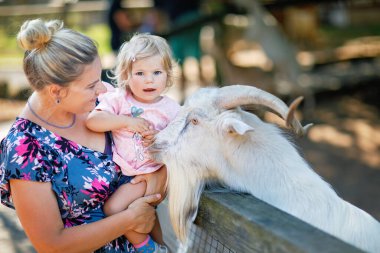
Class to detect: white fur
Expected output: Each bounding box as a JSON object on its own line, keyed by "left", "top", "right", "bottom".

{"left": 151, "top": 86, "right": 380, "bottom": 253}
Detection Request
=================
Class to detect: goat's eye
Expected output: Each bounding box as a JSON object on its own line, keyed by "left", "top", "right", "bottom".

{"left": 191, "top": 118, "right": 199, "bottom": 125}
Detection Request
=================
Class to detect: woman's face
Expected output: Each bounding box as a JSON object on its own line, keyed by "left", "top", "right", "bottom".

{"left": 129, "top": 54, "right": 168, "bottom": 103}
{"left": 62, "top": 57, "right": 106, "bottom": 113}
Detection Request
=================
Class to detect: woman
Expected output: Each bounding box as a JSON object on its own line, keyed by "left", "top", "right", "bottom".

{"left": 0, "top": 19, "right": 166, "bottom": 252}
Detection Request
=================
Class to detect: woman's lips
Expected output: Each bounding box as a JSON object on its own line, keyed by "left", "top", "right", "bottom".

{"left": 143, "top": 88, "right": 156, "bottom": 92}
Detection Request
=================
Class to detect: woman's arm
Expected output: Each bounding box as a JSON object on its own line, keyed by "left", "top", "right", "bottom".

{"left": 10, "top": 179, "right": 160, "bottom": 253}
{"left": 86, "top": 109, "right": 151, "bottom": 133}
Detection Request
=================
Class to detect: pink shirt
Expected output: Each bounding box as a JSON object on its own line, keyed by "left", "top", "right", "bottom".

{"left": 97, "top": 88, "right": 180, "bottom": 176}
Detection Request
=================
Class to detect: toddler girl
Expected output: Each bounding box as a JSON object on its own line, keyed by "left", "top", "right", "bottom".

{"left": 87, "top": 33, "right": 180, "bottom": 253}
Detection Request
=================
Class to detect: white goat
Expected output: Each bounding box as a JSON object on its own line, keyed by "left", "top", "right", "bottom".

{"left": 151, "top": 85, "right": 380, "bottom": 253}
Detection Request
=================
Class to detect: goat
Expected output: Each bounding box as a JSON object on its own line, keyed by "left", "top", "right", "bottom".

{"left": 150, "top": 85, "right": 380, "bottom": 253}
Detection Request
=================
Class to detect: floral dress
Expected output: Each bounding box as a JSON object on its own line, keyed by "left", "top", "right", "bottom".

{"left": 0, "top": 118, "right": 136, "bottom": 253}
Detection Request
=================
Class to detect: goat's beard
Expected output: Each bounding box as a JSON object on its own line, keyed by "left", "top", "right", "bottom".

{"left": 149, "top": 146, "right": 163, "bottom": 163}
{"left": 167, "top": 161, "right": 205, "bottom": 245}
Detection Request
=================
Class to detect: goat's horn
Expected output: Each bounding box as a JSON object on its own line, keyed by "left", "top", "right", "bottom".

{"left": 286, "top": 97, "right": 313, "bottom": 135}
{"left": 216, "top": 85, "right": 310, "bottom": 136}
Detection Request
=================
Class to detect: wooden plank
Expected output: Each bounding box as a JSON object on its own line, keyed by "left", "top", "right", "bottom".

{"left": 194, "top": 190, "right": 365, "bottom": 253}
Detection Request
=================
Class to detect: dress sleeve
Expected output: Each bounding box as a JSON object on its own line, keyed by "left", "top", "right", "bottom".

{"left": 0, "top": 132, "right": 60, "bottom": 208}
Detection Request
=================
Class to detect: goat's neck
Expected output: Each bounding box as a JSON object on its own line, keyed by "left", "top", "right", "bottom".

{"left": 220, "top": 132, "right": 338, "bottom": 211}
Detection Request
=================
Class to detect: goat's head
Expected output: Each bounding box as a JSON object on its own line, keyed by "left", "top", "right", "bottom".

{"left": 150, "top": 85, "right": 311, "bottom": 243}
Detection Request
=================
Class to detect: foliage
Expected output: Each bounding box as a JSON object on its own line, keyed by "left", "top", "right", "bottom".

{"left": 0, "top": 23, "right": 112, "bottom": 68}
{"left": 319, "top": 24, "right": 380, "bottom": 48}
{"left": 79, "top": 24, "right": 112, "bottom": 56}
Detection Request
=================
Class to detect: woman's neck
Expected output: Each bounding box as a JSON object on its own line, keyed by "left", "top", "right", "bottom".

{"left": 25, "top": 92, "right": 76, "bottom": 129}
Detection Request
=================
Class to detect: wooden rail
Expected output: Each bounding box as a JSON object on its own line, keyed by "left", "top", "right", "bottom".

{"left": 184, "top": 190, "right": 366, "bottom": 253}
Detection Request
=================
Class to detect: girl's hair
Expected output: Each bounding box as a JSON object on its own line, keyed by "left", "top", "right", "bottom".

{"left": 112, "top": 33, "right": 176, "bottom": 89}
{"left": 17, "top": 19, "right": 98, "bottom": 90}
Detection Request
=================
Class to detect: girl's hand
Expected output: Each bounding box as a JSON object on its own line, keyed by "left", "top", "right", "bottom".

{"left": 131, "top": 166, "right": 167, "bottom": 205}
{"left": 124, "top": 116, "right": 151, "bottom": 133}
{"left": 126, "top": 194, "right": 161, "bottom": 234}
{"left": 141, "top": 129, "right": 158, "bottom": 147}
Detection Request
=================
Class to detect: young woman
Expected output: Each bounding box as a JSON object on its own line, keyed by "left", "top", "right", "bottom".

{"left": 0, "top": 19, "right": 166, "bottom": 253}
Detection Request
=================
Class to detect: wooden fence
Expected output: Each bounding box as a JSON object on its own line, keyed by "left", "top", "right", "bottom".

{"left": 159, "top": 190, "right": 365, "bottom": 253}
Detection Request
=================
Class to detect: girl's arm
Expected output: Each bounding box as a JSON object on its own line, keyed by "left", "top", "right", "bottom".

{"left": 10, "top": 179, "right": 161, "bottom": 253}
{"left": 86, "top": 109, "right": 151, "bottom": 133}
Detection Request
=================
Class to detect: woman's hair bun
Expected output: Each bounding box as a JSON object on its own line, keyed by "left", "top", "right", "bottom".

{"left": 17, "top": 19, "right": 63, "bottom": 51}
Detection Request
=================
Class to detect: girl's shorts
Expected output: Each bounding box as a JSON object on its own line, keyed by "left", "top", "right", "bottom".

{"left": 117, "top": 174, "right": 134, "bottom": 187}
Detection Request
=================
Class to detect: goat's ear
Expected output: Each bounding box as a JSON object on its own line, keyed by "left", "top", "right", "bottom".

{"left": 223, "top": 118, "right": 254, "bottom": 135}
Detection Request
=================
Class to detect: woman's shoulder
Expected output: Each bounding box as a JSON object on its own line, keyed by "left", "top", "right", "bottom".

{"left": 0, "top": 118, "right": 61, "bottom": 208}
{"left": 1, "top": 118, "right": 60, "bottom": 163}
{"left": 0, "top": 118, "right": 78, "bottom": 167}
{"left": 2, "top": 118, "right": 44, "bottom": 146}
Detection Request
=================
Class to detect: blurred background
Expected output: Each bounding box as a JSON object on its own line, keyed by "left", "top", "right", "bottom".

{"left": 0, "top": 0, "right": 379, "bottom": 252}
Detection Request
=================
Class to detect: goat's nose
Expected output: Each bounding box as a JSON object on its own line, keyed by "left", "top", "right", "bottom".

{"left": 148, "top": 141, "right": 168, "bottom": 162}
{"left": 148, "top": 145, "right": 160, "bottom": 154}
{"left": 149, "top": 140, "right": 168, "bottom": 153}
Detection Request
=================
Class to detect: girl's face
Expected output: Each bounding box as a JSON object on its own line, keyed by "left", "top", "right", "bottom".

{"left": 63, "top": 57, "right": 106, "bottom": 113}
{"left": 129, "top": 54, "right": 168, "bottom": 103}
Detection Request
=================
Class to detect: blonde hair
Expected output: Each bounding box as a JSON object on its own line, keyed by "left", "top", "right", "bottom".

{"left": 17, "top": 19, "right": 98, "bottom": 90}
{"left": 112, "top": 33, "right": 176, "bottom": 89}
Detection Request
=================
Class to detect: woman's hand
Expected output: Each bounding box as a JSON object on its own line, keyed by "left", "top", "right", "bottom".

{"left": 126, "top": 194, "right": 161, "bottom": 234}
{"left": 131, "top": 166, "right": 167, "bottom": 205}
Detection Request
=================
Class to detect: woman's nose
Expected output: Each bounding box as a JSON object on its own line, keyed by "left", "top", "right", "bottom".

{"left": 97, "top": 81, "right": 107, "bottom": 95}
